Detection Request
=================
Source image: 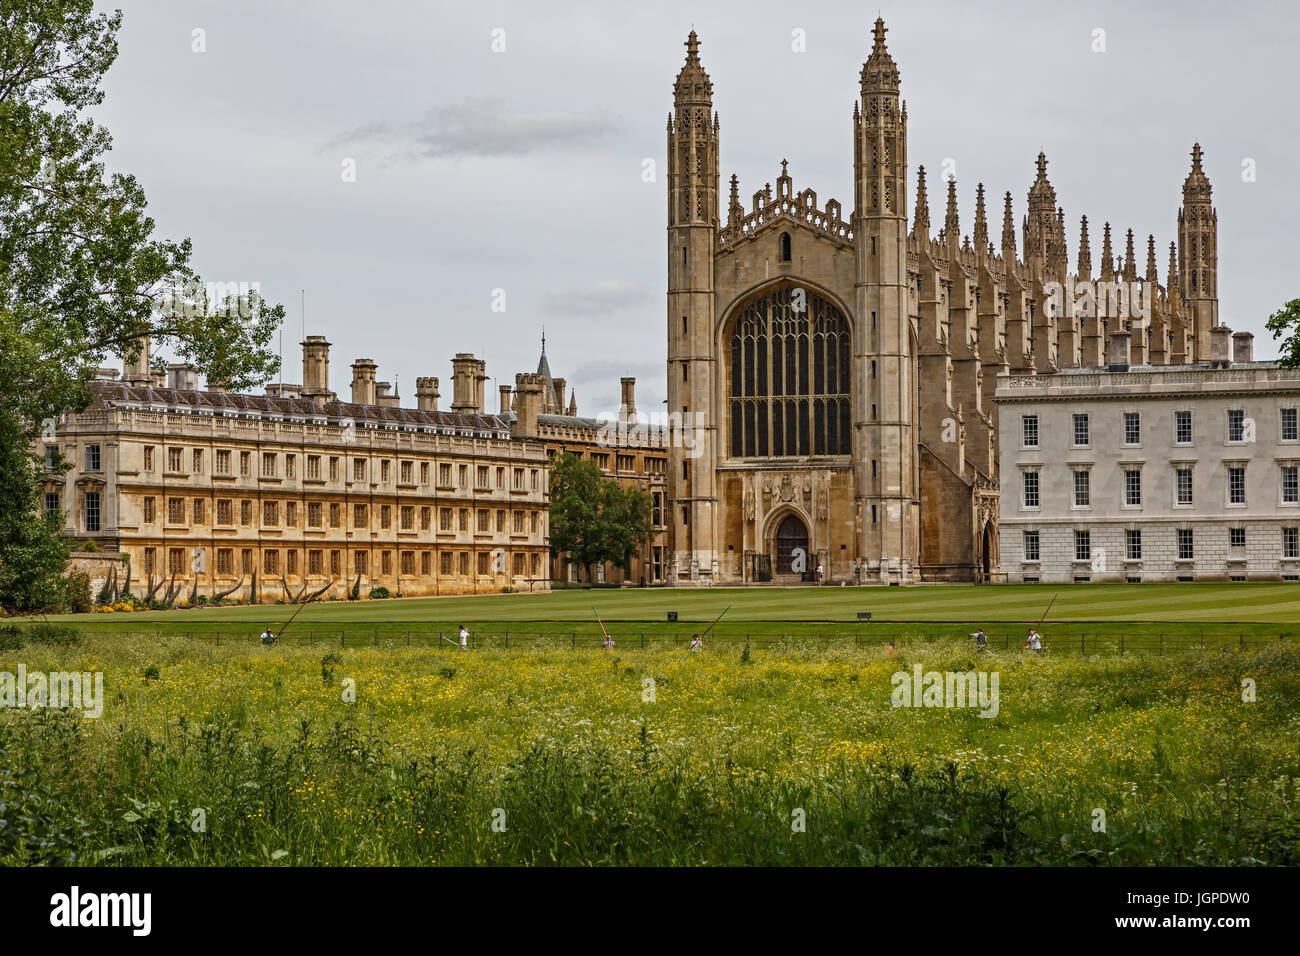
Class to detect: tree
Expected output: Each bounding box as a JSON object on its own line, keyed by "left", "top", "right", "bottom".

{"left": 1265, "top": 299, "right": 1300, "bottom": 368}
{"left": 0, "top": 1, "right": 284, "bottom": 611}
{"left": 548, "top": 452, "right": 654, "bottom": 582}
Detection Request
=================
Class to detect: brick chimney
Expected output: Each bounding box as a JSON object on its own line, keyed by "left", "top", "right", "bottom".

{"left": 451, "top": 354, "right": 486, "bottom": 413}
{"left": 123, "top": 334, "right": 152, "bottom": 386}
{"left": 1209, "top": 326, "right": 1232, "bottom": 368}
{"left": 511, "top": 373, "right": 542, "bottom": 438}
{"left": 1232, "top": 331, "right": 1254, "bottom": 364}
{"left": 619, "top": 377, "right": 637, "bottom": 424}
{"left": 301, "top": 335, "right": 333, "bottom": 399}
{"left": 351, "top": 358, "right": 377, "bottom": 405}
{"left": 166, "top": 363, "right": 199, "bottom": 390}
{"left": 499, "top": 384, "right": 513, "bottom": 415}
{"left": 415, "top": 377, "right": 440, "bottom": 411}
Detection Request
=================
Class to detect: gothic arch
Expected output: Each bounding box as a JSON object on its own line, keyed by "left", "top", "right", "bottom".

{"left": 715, "top": 275, "right": 854, "bottom": 342}
{"left": 721, "top": 281, "right": 853, "bottom": 459}
{"left": 762, "top": 503, "right": 814, "bottom": 575}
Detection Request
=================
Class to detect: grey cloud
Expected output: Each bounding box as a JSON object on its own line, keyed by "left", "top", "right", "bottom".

{"left": 543, "top": 279, "right": 652, "bottom": 315}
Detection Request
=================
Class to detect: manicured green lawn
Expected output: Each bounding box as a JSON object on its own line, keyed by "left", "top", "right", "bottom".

{"left": 30, "top": 582, "right": 1300, "bottom": 646}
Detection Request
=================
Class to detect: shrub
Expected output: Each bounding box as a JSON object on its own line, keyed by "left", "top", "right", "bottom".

{"left": 82, "top": 539, "right": 99, "bottom": 553}
{"left": 368, "top": 586, "right": 391, "bottom": 600}
{"left": 142, "top": 664, "right": 160, "bottom": 682}
{"left": 320, "top": 653, "right": 343, "bottom": 684}
{"left": 0, "top": 625, "right": 24, "bottom": 651}
{"left": 64, "top": 572, "right": 92, "bottom": 614}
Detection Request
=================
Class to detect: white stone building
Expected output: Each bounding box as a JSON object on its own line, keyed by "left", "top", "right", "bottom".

{"left": 995, "top": 328, "right": 1300, "bottom": 583}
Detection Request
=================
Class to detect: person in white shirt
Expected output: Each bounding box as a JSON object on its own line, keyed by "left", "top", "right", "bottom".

{"left": 1026, "top": 629, "right": 1042, "bottom": 652}
{"left": 689, "top": 633, "right": 702, "bottom": 652}
{"left": 458, "top": 625, "right": 469, "bottom": 650}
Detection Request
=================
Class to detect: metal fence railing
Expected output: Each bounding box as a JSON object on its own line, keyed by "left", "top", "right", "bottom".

{"left": 101, "top": 630, "right": 1298, "bottom": 655}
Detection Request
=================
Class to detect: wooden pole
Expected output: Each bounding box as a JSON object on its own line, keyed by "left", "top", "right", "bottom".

{"left": 700, "top": 604, "right": 732, "bottom": 638}
{"left": 1034, "top": 593, "right": 1058, "bottom": 633}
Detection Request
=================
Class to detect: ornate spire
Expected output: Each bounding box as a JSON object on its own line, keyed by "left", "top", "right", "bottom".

{"left": 1123, "top": 228, "right": 1137, "bottom": 281}
{"left": 1053, "top": 206, "right": 1068, "bottom": 271}
{"left": 1145, "top": 234, "right": 1158, "bottom": 282}
{"left": 1025, "top": 151, "right": 1058, "bottom": 262}
{"left": 973, "top": 183, "right": 988, "bottom": 252}
{"left": 1001, "top": 191, "right": 1016, "bottom": 253}
{"left": 860, "top": 17, "right": 900, "bottom": 93}
{"left": 943, "top": 176, "right": 959, "bottom": 247}
{"left": 1077, "top": 215, "right": 1092, "bottom": 278}
{"left": 912, "top": 165, "right": 930, "bottom": 238}
{"left": 673, "top": 30, "right": 712, "bottom": 106}
{"left": 1100, "top": 222, "right": 1114, "bottom": 280}
{"left": 1167, "top": 241, "right": 1180, "bottom": 309}
{"left": 1182, "top": 142, "right": 1212, "bottom": 205}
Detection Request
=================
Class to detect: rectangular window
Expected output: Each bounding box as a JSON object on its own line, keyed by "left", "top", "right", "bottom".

{"left": 263, "top": 501, "right": 278, "bottom": 526}
{"left": 1176, "top": 467, "right": 1193, "bottom": 505}
{"left": 531, "top": 511, "right": 539, "bottom": 534}
{"left": 1228, "top": 466, "right": 1246, "bottom": 504}
{"left": 217, "top": 548, "right": 233, "bottom": 575}
{"left": 143, "top": 446, "right": 154, "bottom": 472}
{"left": 401, "top": 551, "right": 415, "bottom": 575}
{"left": 440, "top": 551, "right": 453, "bottom": 575}
{"left": 329, "top": 457, "right": 339, "bottom": 481}
{"left": 355, "top": 552, "right": 368, "bottom": 575}
{"left": 1073, "top": 470, "right": 1090, "bottom": 507}
{"left": 401, "top": 505, "right": 414, "bottom": 531}
{"left": 144, "top": 547, "right": 156, "bottom": 575}
{"left": 83, "top": 491, "right": 100, "bottom": 532}
{"left": 513, "top": 552, "right": 526, "bottom": 576}
{"left": 476, "top": 465, "right": 489, "bottom": 488}
{"left": 1178, "top": 528, "right": 1194, "bottom": 561}
{"left": 1282, "top": 465, "right": 1299, "bottom": 504}
{"left": 286, "top": 500, "right": 298, "bottom": 525}
{"left": 216, "top": 449, "right": 231, "bottom": 475}
{"left": 439, "top": 507, "right": 453, "bottom": 531}
{"left": 1021, "top": 415, "right": 1038, "bottom": 448}
{"left": 308, "top": 502, "right": 322, "bottom": 527}
{"left": 458, "top": 552, "right": 469, "bottom": 576}
{"left": 477, "top": 551, "right": 490, "bottom": 575}
{"left": 380, "top": 505, "right": 391, "bottom": 530}
{"left": 458, "top": 464, "right": 468, "bottom": 487}
{"left": 1072, "top": 413, "right": 1089, "bottom": 447}
{"left": 354, "top": 458, "right": 366, "bottom": 481}
{"left": 1124, "top": 469, "right": 1142, "bottom": 506}
{"left": 192, "top": 449, "right": 203, "bottom": 474}
{"left": 1284, "top": 527, "right": 1299, "bottom": 559}
{"left": 86, "top": 444, "right": 101, "bottom": 471}
{"left": 1230, "top": 528, "right": 1246, "bottom": 548}
{"left": 421, "top": 462, "right": 430, "bottom": 485}
{"left": 1023, "top": 471, "right": 1040, "bottom": 508}
{"left": 496, "top": 467, "right": 505, "bottom": 489}
{"left": 1126, "top": 529, "right": 1142, "bottom": 561}
{"left": 286, "top": 550, "right": 297, "bottom": 576}
{"left": 192, "top": 498, "right": 205, "bottom": 524}
{"left": 513, "top": 468, "right": 524, "bottom": 490}
{"left": 285, "top": 455, "right": 296, "bottom": 479}
{"left": 240, "top": 451, "right": 251, "bottom": 476}
{"left": 1123, "top": 412, "right": 1141, "bottom": 446}
{"left": 421, "top": 551, "right": 432, "bottom": 575}
{"left": 1228, "top": 409, "right": 1245, "bottom": 442}
{"left": 216, "top": 499, "right": 232, "bottom": 525}
{"left": 143, "top": 496, "right": 155, "bottom": 523}
{"left": 1283, "top": 408, "right": 1299, "bottom": 441}
{"left": 1023, "top": 530, "right": 1040, "bottom": 562}
{"left": 329, "top": 503, "right": 340, "bottom": 528}
{"left": 400, "top": 460, "right": 413, "bottom": 484}
{"left": 1175, "top": 410, "right": 1192, "bottom": 444}
{"left": 381, "top": 460, "right": 390, "bottom": 482}
{"left": 307, "top": 455, "right": 321, "bottom": 480}
{"left": 264, "top": 550, "right": 279, "bottom": 574}
{"left": 513, "top": 510, "right": 525, "bottom": 533}
{"left": 308, "top": 549, "right": 323, "bottom": 575}
{"left": 330, "top": 550, "right": 341, "bottom": 575}
{"left": 168, "top": 447, "right": 184, "bottom": 472}
{"left": 169, "top": 548, "right": 185, "bottom": 574}
{"left": 168, "top": 497, "right": 185, "bottom": 524}
{"left": 241, "top": 500, "right": 252, "bottom": 526}
{"left": 478, "top": 509, "right": 490, "bottom": 532}
{"left": 421, "top": 507, "right": 431, "bottom": 531}
{"left": 381, "top": 551, "right": 392, "bottom": 576}
{"left": 1074, "top": 530, "right": 1091, "bottom": 562}
{"left": 459, "top": 508, "right": 469, "bottom": 532}
{"left": 354, "top": 504, "right": 367, "bottom": 528}
{"left": 438, "top": 463, "right": 452, "bottom": 486}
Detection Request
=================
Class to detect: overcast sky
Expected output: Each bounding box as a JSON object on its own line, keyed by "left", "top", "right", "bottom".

{"left": 93, "top": 0, "right": 1300, "bottom": 415}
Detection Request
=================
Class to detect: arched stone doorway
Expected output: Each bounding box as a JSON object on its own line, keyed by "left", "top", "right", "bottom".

{"left": 774, "top": 512, "right": 810, "bottom": 577}
{"left": 980, "top": 522, "right": 993, "bottom": 584}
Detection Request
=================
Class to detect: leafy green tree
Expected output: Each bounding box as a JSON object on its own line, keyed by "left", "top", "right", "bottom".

{"left": 1265, "top": 299, "right": 1300, "bottom": 368}
{"left": 548, "top": 451, "right": 654, "bottom": 582}
{"left": 0, "top": 2, "right": 283, "bottom": 610}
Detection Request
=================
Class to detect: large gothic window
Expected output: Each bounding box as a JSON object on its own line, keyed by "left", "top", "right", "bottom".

{"left": 729, "top": 286, "right": 851, "bottom": 458}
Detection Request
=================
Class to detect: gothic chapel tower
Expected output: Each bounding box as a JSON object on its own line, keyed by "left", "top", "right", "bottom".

{"left": 666, "top": 32, "right": 720, "bottom": 583}
{"left": 854, "top": 19, "right": 917, "bottom": 581}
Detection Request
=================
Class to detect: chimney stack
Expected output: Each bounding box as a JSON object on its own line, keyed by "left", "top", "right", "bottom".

{"left": 451, "top": 354, "right": 487, "bottom": 413}
{"left": 374, "top": 381, "right": 399, "bottom": 408}
{"left": 551, "top": 377, "right": 567, "bottom": 413}
{"left": 619, "top": 377, "right": 637, "bottom": 424}
{"left": 166, "top": 363, "right": 199, "bottom": 391}
{"left": 510, "top": 373, "right": 542, "bottom": 439}
{"left": 1106, "top": 331, "right": 1131, "bottom": 371}
{"left": 415, "top": 377, "right": 440, "bottom": 411}
{"left": 1209, "top": 326, "right": 1232, "bottom": 368}
{"left": 123, "top": 334, "right": 152, "bottom": 386}
{"left": 351, "top": 358, "right": 377, "bottom": 405}
{"left": 499, "top": 384, "right": 513, "bottom": 415}
{"left": 1232, "top": 331, "right": 1254, "bottom": 364}
{"left": 301, "top": 335, "right": 333, "bottom": 399}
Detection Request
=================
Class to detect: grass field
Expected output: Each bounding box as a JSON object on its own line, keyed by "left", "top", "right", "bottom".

{"left": 34, "top": 583, "right": 1300, "bottom": 648}
{"left": 1, "top": 630, "right": 1296, "bottom": 865}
